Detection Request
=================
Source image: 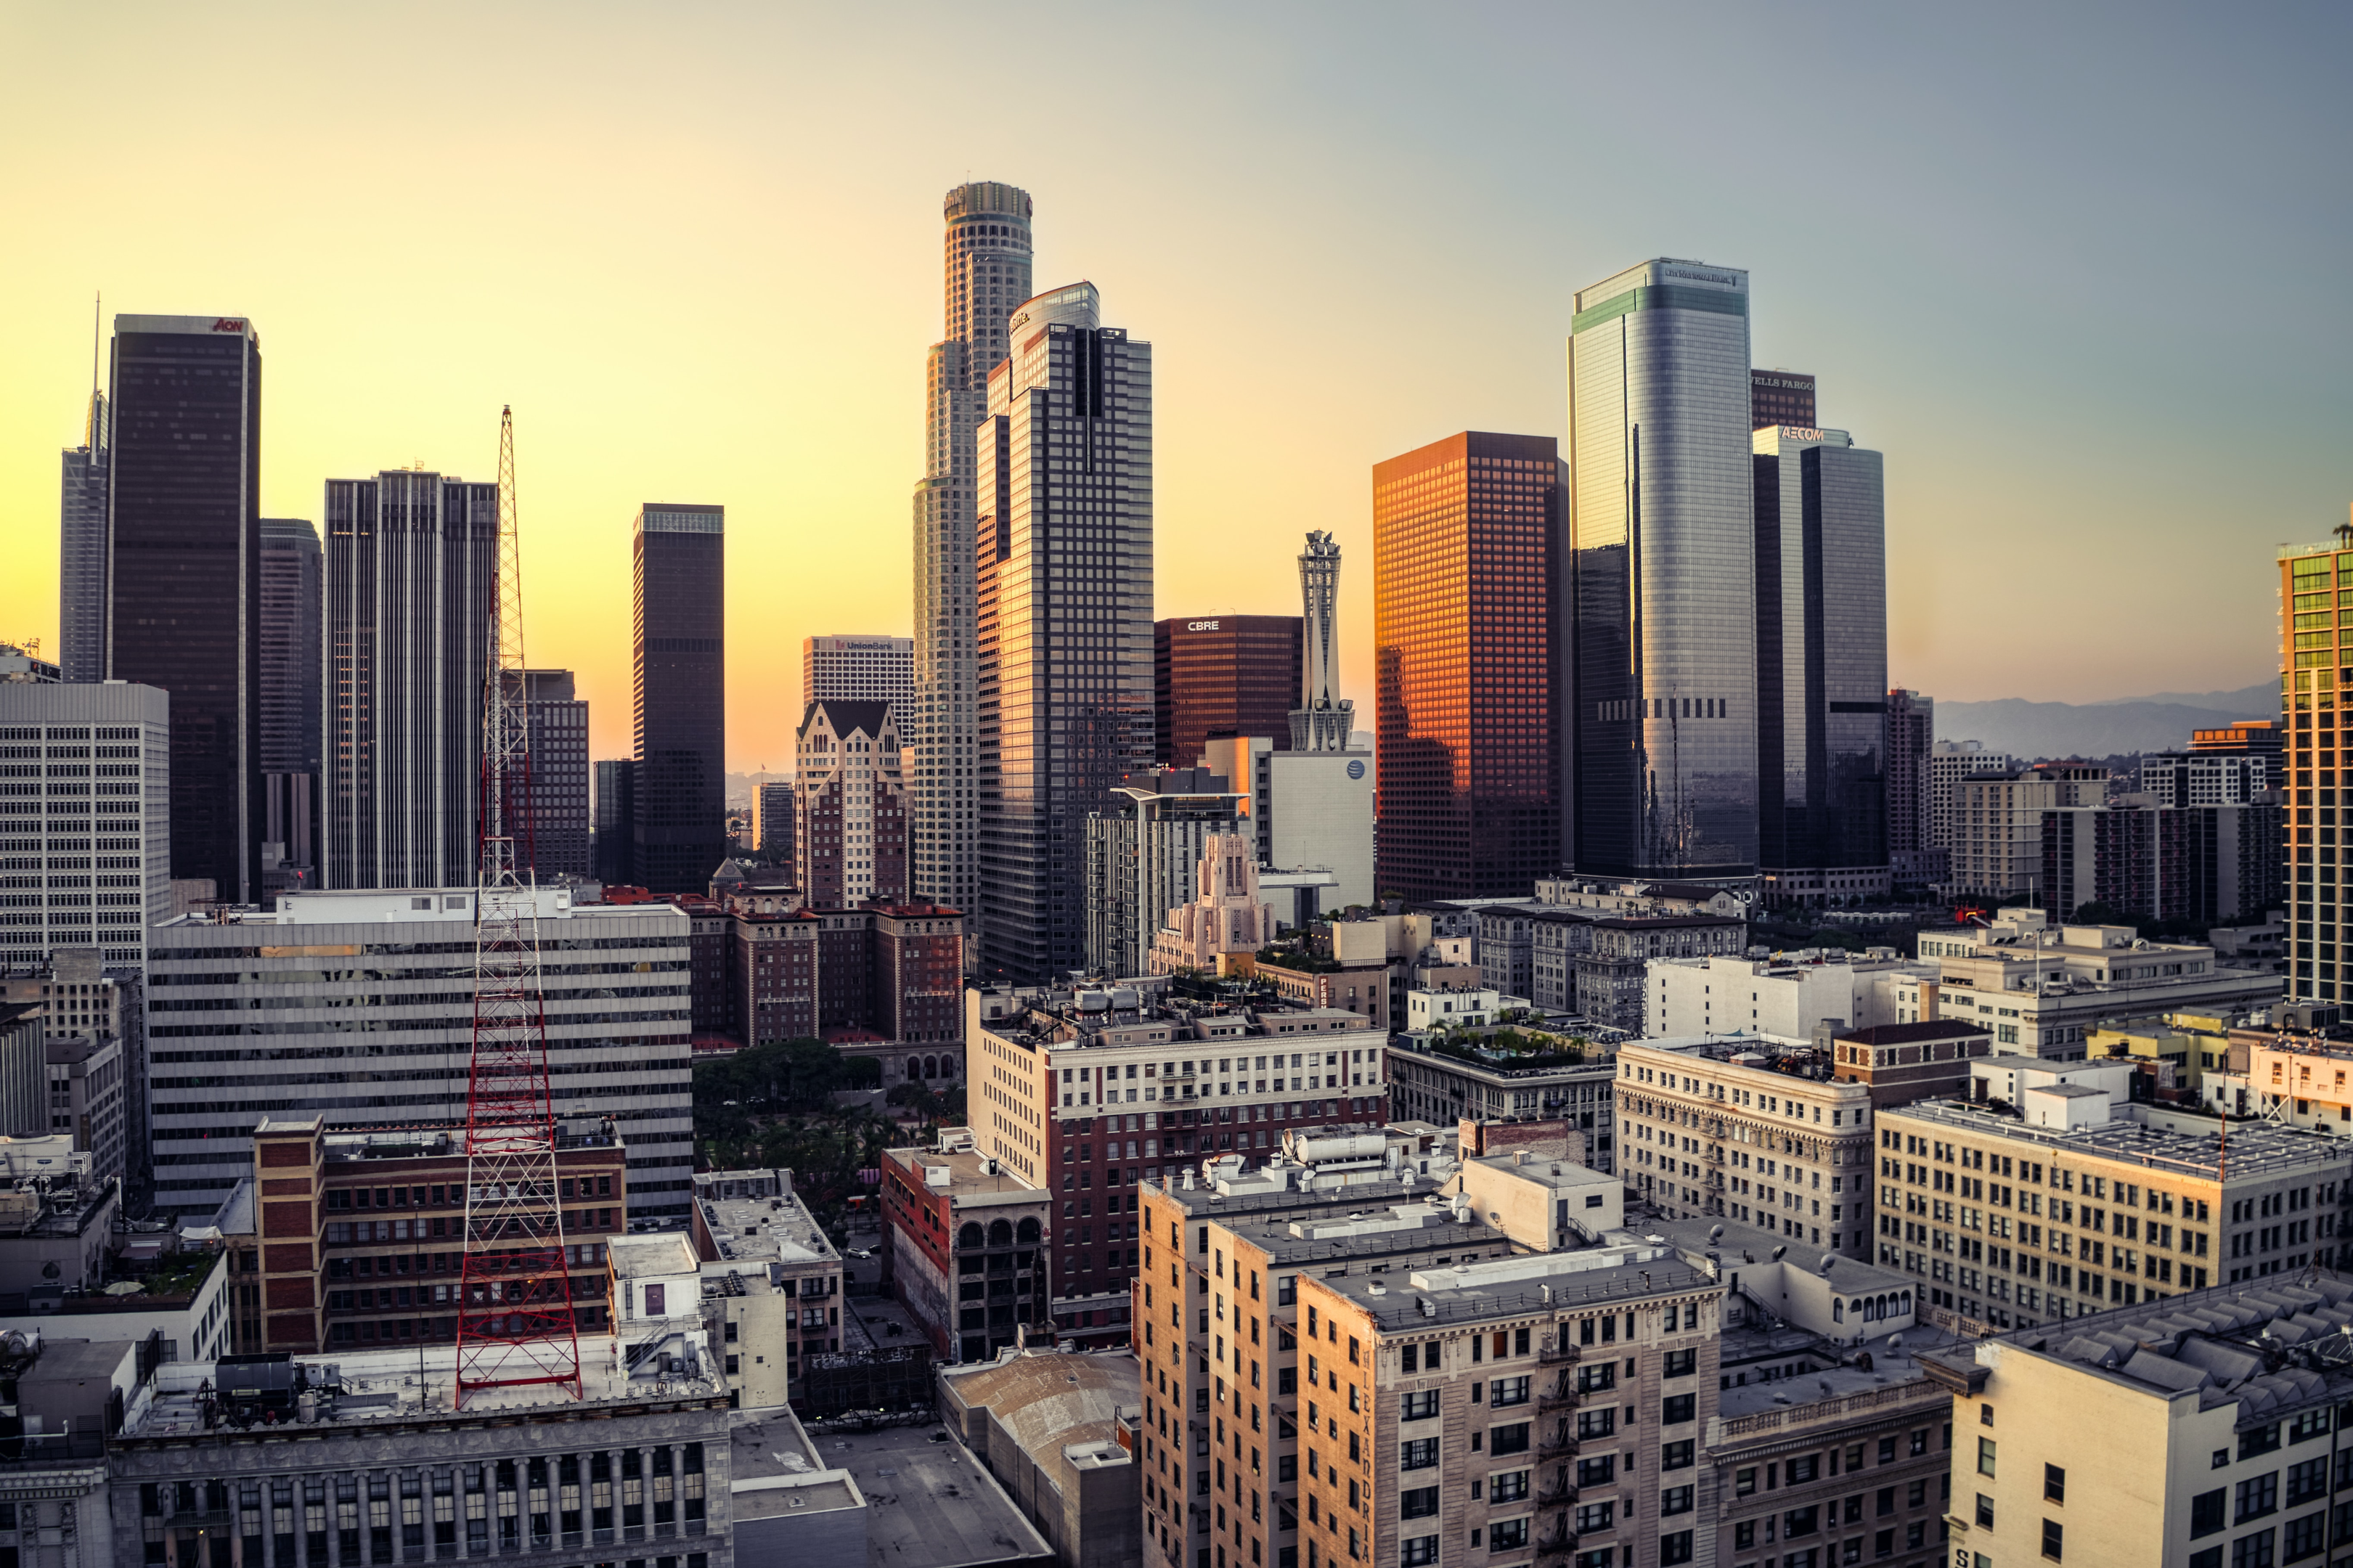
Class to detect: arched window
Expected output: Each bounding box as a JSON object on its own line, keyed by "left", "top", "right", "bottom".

{"left": 924, "top": 1055, "right": 939, "bottom": 1079}
{"left": 1833, "top": 1299, "right": 1846, "bottom": 1323}
{"left": 1017, "top": 1217, "right": 1041, "bottom": 1244}
{"left": 958, "top": 1222, "right": 984, "bottom": 1249}
{"left": 988, "top": 1219, "right": 1013, "bottom": 1246}
{"left": 907, "top": 1058, "right": 922, "bottom": 1081}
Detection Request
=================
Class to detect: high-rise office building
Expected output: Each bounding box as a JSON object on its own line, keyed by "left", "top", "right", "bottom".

{"left": 320, "top": 472, "right": 497, "bottom": 890}
{"left": 0, "top": 682, "right": 174, "bottom": 969}
{"left": 974, "top": 281, "right": 1154, "bottom": 983}
{"left": 520, "top": 669, "right": 590, "bottom": 878}
{"left": 632, "top": 503, "right": 725, "bottom": 894}
{"left": 592, "top": 759, "right": 634, "bottom": 884}
{"left": 2282, "top": 518, "right": 2353, "bottom": 1001}
{"left": 1082, "top": 767, "right": 1246, "bottom": 977}
{"left": 1750, "top": 367, "right": 1816, "bottom": 429}
{"left": 804, "top": 634, "right": 914, "bottom": 716}
{"left": 1567, "top": 259, "right": 1758, "bottom": 883}
{"left": 1151, "top": 615, "right": 1300, "bottom": 768}
{"left": 106, "top": 314, "right": 263, "bottom": 902}
{"left": 913, "top": 181, "right": 1034, "bottom": 925}
{"left": 258, "top": 517, "right": 321, "bottom": 879}
{"left": 1928, "top": 739, "right": 2015, "bottom": 851}
{"left": 1291, "top": 529, "right": 1353, "bottom": 752}
{"left": 794, "top": 700, "right": 907, "bottom": 907}
{"left": 1372, "top": 430, "right": 1562, "bottom": 902}
{"left": 753, "top": 778, "right": 794, "bottom": 873}
{"left": 1885, "top": 687, "right": 1937, "bottom": 885}
{"left": 58, "top": 388, "right": 108, "bottom": 686}
{"left": 1754, "top": 424, "right": 1889, "bottom": 907}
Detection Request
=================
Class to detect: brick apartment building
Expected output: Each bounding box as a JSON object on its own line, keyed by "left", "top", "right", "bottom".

{"left": 728, "top": 900, "right": 966, "bottom": 1082}
{"left": 226, "top": 1115, "right": 627, "bottom": 1356}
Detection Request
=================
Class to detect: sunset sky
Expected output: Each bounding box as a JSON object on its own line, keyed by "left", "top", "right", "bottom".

{"left": 4, "top": 4, "right": 2347, "bottom": 770}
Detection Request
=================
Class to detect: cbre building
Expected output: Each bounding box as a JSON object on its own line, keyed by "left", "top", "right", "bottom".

{"left": 143, "top": 888, "right": 694, "bottom": 1225}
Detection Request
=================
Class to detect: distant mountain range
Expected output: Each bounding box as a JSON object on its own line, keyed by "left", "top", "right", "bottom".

{"left": 1936, "top": 681, "right": 2275, "bottom": 760}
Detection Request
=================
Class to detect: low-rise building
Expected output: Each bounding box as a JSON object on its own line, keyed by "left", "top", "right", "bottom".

{"left": 690, "top": 1168, "right": 844, "bottom": 1406}
{"left": 1530, "top": 910, "right": 1749, "bottom": 1030}
{"left": 1382, "top": 1040, "right": 1618, "bottom": 1174}
{"left": 722, "top": 895, "right": 966, "bottom": 1079}
{"left": 1877, "top": 1093, "right": 2349, "bottom": 1334}
{"left": 1647, "top": 952, "right": 1930, "bottom": 1045}
{"left": 1915, "top": 908, "right": 2282, "bottom": 1057}
{"left": 938, "top": 1349, "right": 1141, "bottom": 1568}
{"left": 1828, "top": 1018, "right": 1995, "bottom": 1106}
{"left": 1925, "top": 1271, "right": 2353, "bottom": 1568}
{"left": 1403, "top": 987, "right": 1528, "bottom": 1033}
{"left": 1617, "top": 1037, "right": 1881, "bottom": 1259}
{"left": 2084, "top": 1009, "right": 2234, "bottom": 1095}
{"left": 880, "top": 1140, "right": 1052, "bottom": 1364}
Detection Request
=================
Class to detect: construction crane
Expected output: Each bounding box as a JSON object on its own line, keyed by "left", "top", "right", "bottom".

{"left": 453, "top": 407, "right": 583, "bottom": 1405}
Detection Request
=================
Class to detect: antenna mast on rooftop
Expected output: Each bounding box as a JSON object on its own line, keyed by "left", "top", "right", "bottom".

{"left": 454, "top": 407, "right": 582, "bottom": 1405}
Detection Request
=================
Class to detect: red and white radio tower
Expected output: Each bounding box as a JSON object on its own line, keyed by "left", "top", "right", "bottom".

{"left": 453, "top": 407, "right": 583, "bottom": 1404}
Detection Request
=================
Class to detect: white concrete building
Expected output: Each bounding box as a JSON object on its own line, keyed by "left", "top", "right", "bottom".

{"left": 1647, "top": 952, "right": 1931, "bottom": 1043}
{"left": 1402, "top": 986, "right": 1526, "bottom": 1032}
{"left": 1197, "top": 736, "right": 1375, "bottom": 913}
{"left": 0, "top": 681, "right": 172, "bottom": 970}
{"left": 1926, "top": 738, "right": 2013, "bottom": 851}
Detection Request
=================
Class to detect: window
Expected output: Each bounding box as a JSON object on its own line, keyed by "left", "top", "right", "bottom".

{"left": 2243, "top": 1424, "right": 2283, "bottom": 1460}
{"left": 1403, "top": 1391, "right": 1440, "bottom": 1421}
{"left": 2285, "top": 1511, "right": 2326, "bottom": 1561}
{"left": 1577, "top": 1363, "right": 1616, "bottom": 1394}
{"left": 1487, "top": 1519, "right": 1528, "bottom": 1551}
{"left": 1575, "top": 1408, "right": 1614, "bottom": 1440}
{"left": 1975, "top": 1494, "right": 1995, "bottom": 1530}
{"left": 2238, "top": 1472, "right": 2280, "bottom": 1522}
{"left": 1786, "top": 1455, "right": 1820, "bottom": 1485}
{"left": 1657, "top": 1531, "right": 1693, "bottom": 1567}
{"left": 1489, "top": 1472, "right": 1528, "bottom": 1505}
{"left": 2190, "top": 1488, "right": 2227, "bottom": 1538}
{"left": 1402, "top": 1538, "right": 1438, "bottom": 1568}
{"left": 1400, "top": 1440, "right": 1438, "bottom": 1471}
{"left": 1491, "top": 1377, "right": 1530, "bottom": 1408}
{"left": 1662, "top": 1348, "right": 1696, "bottom": 1378}
{"left": 1576, "top": 1457, "right": 1615, "bottom": 1488}
{"left": 2232, "top": 1533, "right": 2275, "bottom": 1568}
{"left": 1978, "top": 1437, "right": 1997, "bottom": 1477}
{"left": 1660, "top": 1485, "right": 1692, "bottom": 1516}
{"left": 2286, "top": 1457, "right": 2327, "bottom": 1506}
{"left": 1784, "top": 1503, "right": 1821, "bottom": 1538}
{"left": 1662, "top": 1394, "right": 1695, "bottom": 1425}
{"left": 1573, "top": 1504, "right": 1613, "bottom": 1535}
{"left": 1400, "top": 1489, "right": 1439, "bottom": 1521}
{"left": 1489, "top": 1424, "right": 1530, "bottom": 1457}
{"left": 2044, "top": 1463, "right": 2065, "bottom": 1504}
{"left": 1660, "top": 1440, "right": 1694, "bottom": 1471}
{"left": 2041, "top": 1519, "right": 2063, "bottom": 1561}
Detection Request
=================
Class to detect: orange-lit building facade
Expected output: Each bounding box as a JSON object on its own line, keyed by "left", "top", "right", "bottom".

{"left": 1154, "top": 615, "right": 1302, "bottom": 767}
{"left": 2283, "top": 526, "right": 2350, "bottom": 998}
{"left": 1371, "top": 432, "right": 1563, "bottom": 902}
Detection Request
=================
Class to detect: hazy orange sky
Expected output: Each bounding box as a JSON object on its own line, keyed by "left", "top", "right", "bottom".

{"left": 4, "top": 4, "right": 2346, "bottom": 769}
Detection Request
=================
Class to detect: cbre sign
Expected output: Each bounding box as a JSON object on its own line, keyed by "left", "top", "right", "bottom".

{"left": 1186, "top": 620, "right": 1220, "bottom": 632}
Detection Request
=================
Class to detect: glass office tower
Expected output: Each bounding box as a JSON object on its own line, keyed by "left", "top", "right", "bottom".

{"left": 632, "top": 504, "right": 726, "bottom": 894}
{"left": 1753, "top": 425, "right": 1889, "bottom": 905}
{"left": 1372, "top": 430, "right": 1564, "bottom": 902}
{"left": 1567, "top": 260, "right": 1758, "bottom": 882}
{"left": 106, "top": 314, "right": 263, "bottom": 902}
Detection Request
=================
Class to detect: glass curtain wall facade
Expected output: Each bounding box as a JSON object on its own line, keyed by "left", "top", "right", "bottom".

{"left": 913, "top": 182, "right": 1033, "bottom": 925}
{"left": 1753, "top": 426, "right": 1888, "bottom": 897}
{"left": 632, "top": 505, "right": 726, "bottom": 894}
{"left": 1567, "top": 260, "right": 1758, "bottom": 882}
{"left": 974, "top": 282, "right": 1154, "bottom": 983}
{"left": 593, "top": 759, "right": 635, "bottom": 885}
{"left": 2283, "top": 526, "right": 2353, "bottom": 1001}
{"left": 321, "top": 474, "right": 497, "bottom": 891}
{"left": 1151, "top": 615, "right": 1300, "bottom": 767}
{"left": 1371, "top": 430, "right": 1563, "bottom": 902}
{"left": 258, "top": 516, "right": 322, "bottom": 875}
{"left": 59, "top": 392, "right": 109, "bottom": 685}
{"left": 522, "top": 669, "right": 591, "bottom": 879}
{"left": 106, "top": 314, "right": 264, "bottom": 902}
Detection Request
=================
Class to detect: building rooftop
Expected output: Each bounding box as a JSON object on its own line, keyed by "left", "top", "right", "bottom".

{"left": 697, "top": 1190, "right": 837, "bottom": 1267}
{"left": 1883, "top": 1098, "right": 2346, "bottom": 1180}
{"left": 1215, "top": 1201, "right": 1508, "bottom": 1267}
{"left": 1311, "top": 1245, "right": 1710, "bottom": 1334}
{"left": 118, "top": 1338, "right": 725, "bottom": 1442}
{"left": 884, "top": 1146, "right": 1050, "bottom": 1207}
{"left": 1837, "top": 1020, "right": 1993, "bottom": 1046}
{"left": 938, "top": 1347, "right": 1138, "bottom": 1471}
{"left": 726, "top": 1406, "right": 868, "bottom": 1526}
{"left": 1928, "top": 1272, "right": 2353, "bottom": 1428}
{"left": 802, "top": 1421, "right": 1053, "bottom": 1568}
{"left": 1143, "top": 1173, "right": 1431, "bottom": 1221}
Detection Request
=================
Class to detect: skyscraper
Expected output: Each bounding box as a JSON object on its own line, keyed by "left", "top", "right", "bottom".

{"left": 803, "top": 634, "right": 914, "bottom": 715}
{"left": 521, "top": 669, "right": 590, "bottom": 879}
{"left": 974, "top": 281, "right": 1154, "bottom": 982}
{"left": 1371, "top": 430, "right": 1562, "bottom": 902}
{"left": 106, "top": 313, "right": 263, "bottom": 902}
{"left": 593, "top": 759, "right": 635, "bottom": 885}
{"left": 0, "top": 682, "right": 173, "bottom": 970}
{"left": 1753, "top": 424, "right": 1889, "bottom": 907}
{"left": 1567, "top": 259, "right": 1758, "bottom": 883}
{"left": 753, "top": 778, "right": 794, "bottom": 874}
{"left": 1885, "top": 688, "right": 1936, "bottom": 886}
{"left": 1291, "top": 530, "right": 1353, "bottom": 752}
{"left": 1750, "top": 368, "right": 1816, "bottom": 430}
{"left": 258, "top": 516, "right": 322, "bottom": 879}
{"left": 632, "top": 503, "right": 725, "bottom": 894}
{"left": 2281, "top": 515, "right": 2352, "bottom": 1003}
{"left": 321, "top": 472, "right": 497, "bottom": 890}
{"left": 1151, "top": 616, "right": 1300, "bottom": 767}
{"left": 794, "top": 700, "right": 908, "bottom": 907}
{"left": 58, "top": 382, "right": 108, "bottom": 686}
{"left": 914, "top": 181, "right": 1033, "bottom": 926}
